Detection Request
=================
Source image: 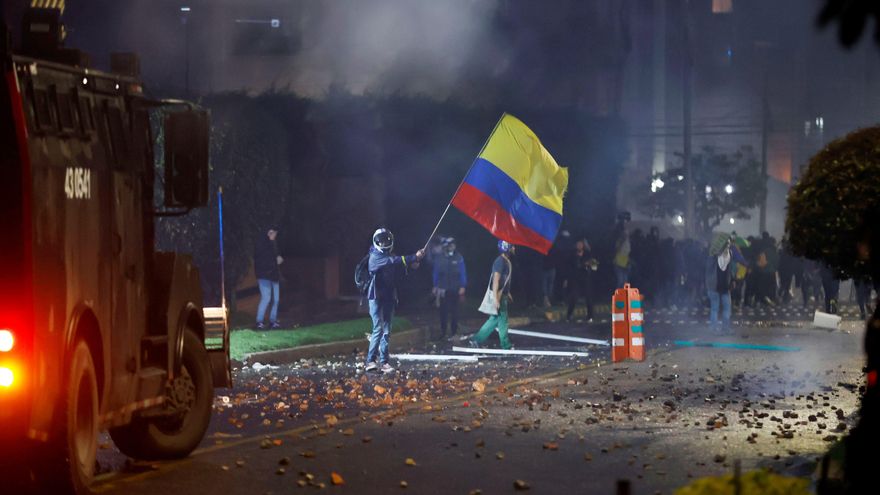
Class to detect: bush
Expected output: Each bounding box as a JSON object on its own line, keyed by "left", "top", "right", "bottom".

{"left": 786, "top": 126, "right": 880, "bottom": 279}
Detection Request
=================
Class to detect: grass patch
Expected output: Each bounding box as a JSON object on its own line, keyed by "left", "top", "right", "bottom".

{"left": 228, "top": 317, "right": 412, "bottom": 361}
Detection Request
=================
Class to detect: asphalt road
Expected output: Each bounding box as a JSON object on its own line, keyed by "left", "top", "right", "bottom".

{"left": 93, "top": 306, "right": 867, "bottom": 494}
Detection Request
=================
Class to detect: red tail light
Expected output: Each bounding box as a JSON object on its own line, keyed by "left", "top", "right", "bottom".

{"left": 0, "top": 367, "right": 13, "bottom": 387}
{"left": 0, "top": 329, "right": 14, "bottom": 352}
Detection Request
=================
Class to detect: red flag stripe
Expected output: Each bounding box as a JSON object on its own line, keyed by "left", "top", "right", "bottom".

{"left": 452, "top": 183, "right": 553, "bottom": 254}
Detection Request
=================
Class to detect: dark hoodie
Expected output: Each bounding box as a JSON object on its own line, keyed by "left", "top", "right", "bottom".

{"left": 367, "top": 246, "right": 419, "bottom": 302}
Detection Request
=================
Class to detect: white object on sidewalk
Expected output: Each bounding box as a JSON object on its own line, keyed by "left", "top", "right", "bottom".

{"left": 813, "top": 310, "right": 842, "bottom": 330}
{"left": 452, "top": 346, "right": 589, "bottom": 357}
{"left": 507, "top": 328, "right": 610, "bottom": 346}
{"left": 392, "top": 354, "right": 479, "bottom": 362}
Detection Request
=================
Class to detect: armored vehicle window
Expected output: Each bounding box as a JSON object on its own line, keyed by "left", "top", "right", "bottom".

{"left": 54, "top": 86, "right": 76, "bottom": 134}
{"left": 105, "top": 101, "right": 131, "bottom": 168}
{"left": 78, "top": 96, "right": 94, "bottom": 134}
{"left": 31, "top": 87, "right": 55, "bottom": 133}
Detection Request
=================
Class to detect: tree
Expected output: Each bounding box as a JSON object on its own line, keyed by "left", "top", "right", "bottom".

{"left": 817, "top": 0, "right": 880, "bottom": 48}
{"left": 636, "top": 146, "right": 765, "bottom": 238}
{"left": 786, "top": 126, "right": 880, "bottom": 279}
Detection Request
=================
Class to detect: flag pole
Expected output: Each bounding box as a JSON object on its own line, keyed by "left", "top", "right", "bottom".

{"left": 422, "top": 113, "right": 506, "bottom": 251}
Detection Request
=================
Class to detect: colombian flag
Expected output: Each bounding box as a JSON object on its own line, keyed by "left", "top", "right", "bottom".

{"left": 452, "top": 114, "right": 568, "bottom": 255}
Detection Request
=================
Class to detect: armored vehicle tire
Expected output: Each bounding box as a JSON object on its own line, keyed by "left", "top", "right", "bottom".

{"left": 110, "top": 329, "right": 213, "bottom": 460}
{"left": 41, "top": 339, "right": 100, "bottom": 494}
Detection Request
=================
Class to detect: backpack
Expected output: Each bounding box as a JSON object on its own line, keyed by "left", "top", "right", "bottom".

{"left": 354, "top": 254, "right": 372, "bottom": 296}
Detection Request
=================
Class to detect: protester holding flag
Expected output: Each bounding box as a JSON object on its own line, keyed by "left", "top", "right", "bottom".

{"left": 365, "top": 228, "right": 425, "bottom": 374}
{"left": 470, "top": 241, "right": 515, "bottom": 350}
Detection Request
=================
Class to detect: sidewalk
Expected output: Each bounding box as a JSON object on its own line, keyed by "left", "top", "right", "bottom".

{"left": 235, "top": 303, "right": 534, "bottom": 365}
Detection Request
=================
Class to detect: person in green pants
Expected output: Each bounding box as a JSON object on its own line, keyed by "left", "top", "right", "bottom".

{"left": 470, "top": 240, "right": 515, "bottom": 350}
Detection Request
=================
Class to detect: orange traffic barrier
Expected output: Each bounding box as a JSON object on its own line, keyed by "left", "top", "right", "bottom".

{"left": 611, "top": 284, "right": 645, "bottom": 362}
{"left": 611, "top": 286, "right": 629, "bottom": 363}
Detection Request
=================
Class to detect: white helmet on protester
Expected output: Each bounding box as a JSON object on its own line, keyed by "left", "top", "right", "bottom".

{"left": 373, "top": 228, "right": 394, "bottom": 253}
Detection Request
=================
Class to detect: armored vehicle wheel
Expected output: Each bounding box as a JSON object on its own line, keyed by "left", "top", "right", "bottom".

{"left": 41, "top": 339, "right": 100, "bottom": 494}
{"left": 110, "top": 329, "right": 213, "bottom": 460}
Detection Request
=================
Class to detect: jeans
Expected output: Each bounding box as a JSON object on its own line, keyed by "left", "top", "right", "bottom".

{"left": 566, "top": 279, "right": 594, "bottom": 320}
{"left": 472, "top": 298, "right": 511, "bottom": 349}
{"left": 439, "top": 292, "right": 460, "bottom": 335}
{"left": 614, "top": 265, "right": 629, "bottom": 288}
{"left": 708, "top": 290, "right": 731, "bottom": 329}
{"left": 541, "top": 269, "right": 556, "bottom": 301}
{"left": 256, "top": 279, "right": 280, "bottom": 324}
{"left": 367, "top": 299, "right": 394, "bottom": 364}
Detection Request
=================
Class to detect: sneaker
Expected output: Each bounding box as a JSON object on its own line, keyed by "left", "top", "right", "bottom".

{"left": 255, "top": 322, "right": 266, "bottom": 330}
{"left": 365, "top": 362, "right": 378, "bottom": 372}
{"left": 270, "top": 321, "right": 281, "bottom": 329}
{"left": 380, "top": 363, "right": 395, "bottom": 374}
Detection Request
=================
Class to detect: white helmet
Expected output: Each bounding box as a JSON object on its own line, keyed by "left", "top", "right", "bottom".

{"left": 372, "top": 228, "right": 394, "bottom": 253}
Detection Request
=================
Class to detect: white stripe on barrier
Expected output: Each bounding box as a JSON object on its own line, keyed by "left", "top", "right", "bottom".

{"left": 631, "top": 337, "right": 644, "bottom": 346}
{"left": 612, "top": 338, "right": 626, "bottom": 347}
{"left": 507, "top": 329, "right": 609, "bottom": 346}
{"left": 612, "top": 313, "right": 625, "bottom": 322}
{"left": 630, "top": 313, "right": 643, "bottom": 321}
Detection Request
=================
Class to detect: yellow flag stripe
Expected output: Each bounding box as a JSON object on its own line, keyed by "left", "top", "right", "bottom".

{"left": 478, "top": 114, "right": 568, "bottom": 215}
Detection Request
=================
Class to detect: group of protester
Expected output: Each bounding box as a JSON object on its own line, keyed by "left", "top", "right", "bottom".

{"left": 250, "top": 217, "right": 876, "bottom": 373}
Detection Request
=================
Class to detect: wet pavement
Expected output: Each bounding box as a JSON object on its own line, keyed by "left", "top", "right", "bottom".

{"left": 93, "top": 306, "right": 867, "bottom": 494}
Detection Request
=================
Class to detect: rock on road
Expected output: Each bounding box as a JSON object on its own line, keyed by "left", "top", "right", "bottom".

{"left": 93, "top": 313, "right": 865, "bottom": 494}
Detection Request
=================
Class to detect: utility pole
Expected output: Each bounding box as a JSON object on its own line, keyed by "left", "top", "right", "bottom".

{"left": 758, "top": 88, "right": 769, "bottom": 234}
{"left": 682, "top": 0, "right": 694, "bottom": 237}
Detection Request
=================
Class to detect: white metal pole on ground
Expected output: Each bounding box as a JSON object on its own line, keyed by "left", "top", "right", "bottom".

{"left": 507, "top": 329, "right": 610, "bottom": 346}
{"left": 392, "top": 354, "right": 479, "bottom": 362}
{"left": 452, "top": 346, "right": 590, "bottom": 357}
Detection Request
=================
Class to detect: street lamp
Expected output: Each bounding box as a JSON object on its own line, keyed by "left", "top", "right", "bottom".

{"left": 180, "top": 6, "right": 191, "bottom": 95}
{"left": 674, "top": 215, "right": 684, "bottom": 225}
{"left": 651, "top": 178, "right": 665, "bottom": 193}
{"left": 729, "top": 218, "right": 735, "bottom": 225}
{"left": 724, "top": 184, "right": 734, "bottom": 194}
{"left": 705, "top": 185, "right": 712, "bottom": 194}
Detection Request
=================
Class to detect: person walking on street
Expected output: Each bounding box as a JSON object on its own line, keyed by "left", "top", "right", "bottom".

{"left": 613, "top": 212, "right": 631, "bottom": 287}
{"left": 254, "top": 226, "right": 283, "bottom": 329}
{"left": 365, "top": 228, "right": 425, "bottom": 373}
{"left": 470, "top": 241, "right": 515, "bottom": 350}
{"left": 564, "top": 238, "right": 597, "bottom": 322}
{"left": 432, "top": 237, "right": 467, "bottom": 339}
{"left": 819, "top": 264, "right": 840, "bottom": 314}
{"left": 706, "top": 233, "right": 744, "bottom": 334}
{"left": 855, "top": 277, "right": 877, "bottom": 320}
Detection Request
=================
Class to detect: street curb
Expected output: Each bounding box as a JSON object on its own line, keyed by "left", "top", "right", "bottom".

{"left": 244, "top": 326, "right": 431, "bottom": 364}
{"left": 242, "top": 316, "right": 534, "bottom": 365}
